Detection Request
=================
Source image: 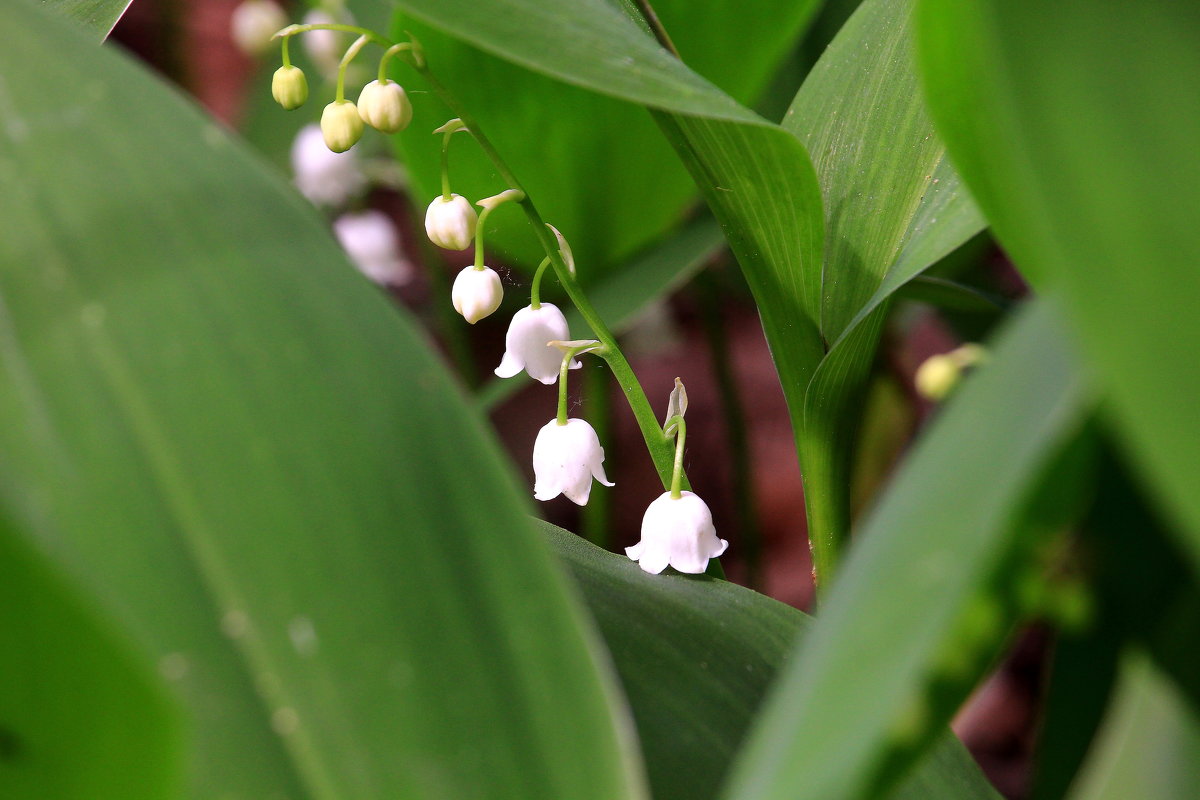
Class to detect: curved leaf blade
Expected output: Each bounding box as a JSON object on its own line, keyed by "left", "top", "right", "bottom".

{"left": 0, "top": 3, "right": 644, "bottom": 798}
{"left": 40, "top": 0, "right": 131, "bottom": 38}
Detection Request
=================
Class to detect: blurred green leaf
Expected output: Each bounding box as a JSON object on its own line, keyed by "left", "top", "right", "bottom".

{"left": 780, "top": 0, "right": 987, "bottom": 579}
{"left": 915, "top": 0, "right": 1200, "bottom": 570}
{"left": 722, "top": 298, "right": 1092, "bottom": 800}
{"left": 40, "top": 0, "right": 130, "bottom": 37}
{"left": 0, "top": 3, "right": 644, "bottom": 798}
{"left": 541, "top": 522, "right": 1001, "bottom": 800}
{"left": 1068, "top": 655, "right": 1200, "bottom": 800}
{"left": 390, "top": 0, "right": 816, "bottom": 275}
{"left": 0, "top": 512, "right": 181, "bottom": 799}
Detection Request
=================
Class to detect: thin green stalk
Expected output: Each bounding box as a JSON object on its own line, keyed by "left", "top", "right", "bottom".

{"left": 335, "top": 35, "right": 370, "bottom": 102}
{"left": 668, "top": 416, "right": 686, "bottom": 498}
{"left": 408, "top": 62, "right": 684, "bottom": 491}
{"left": 529, "top": 257, "right": 552, "bottom": 309}
{"left": 579, "top": 363, "right": 612, "bottom": 548}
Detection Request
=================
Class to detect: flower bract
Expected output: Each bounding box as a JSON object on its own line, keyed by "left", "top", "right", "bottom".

{"left": 321, "top": 100, "right": 365, "bottom": 153}
{"left": 425, "top": 194, "right": 477, "bottom": 250}
{"left": 626, "top": 491, "right": 728, "bottom": 574}
{"left": 451, "top": 266, "right": 503, "bottom": 324}
{"left": 533, "top": 419, "right": 614, "bottom": 505}
{"left": 495, "top": 304, "right": 580, "bottom": 384}
{"left": 358, "top": 80, "right": 413, "bottom": 134}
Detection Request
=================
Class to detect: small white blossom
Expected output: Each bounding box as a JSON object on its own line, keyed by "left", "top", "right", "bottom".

{"left": 290, "top": 124, "right": 365, "bottom": 206}
{"left": 533, "top": 419, "right": 614, "bottom": 505}
{"left": 271, "top": 65, "right": 308, "bottom": 110}
{"left": 494, "top": 304, "right": 580, "bottom": 384}
{"left": 357, "top": 80, "right": 413, "bottom": 134}
{"left": 425, "top": 194, "right": 477, "bottom": 250}
{"left": 626, "top": 491, "right": 728, "bottom": 575}
{"left": 333, "top": 210, "right": 412, "bottom": 286}
{"left": 321, "top": 100, "right": 364, "bottom": 153}
{"left": 231, "top": 0, "right": 287, "bottom": 55}
{"left": 302, "top": 10, "right": 351, "bottom": 75}
{"left": 451, "top": 266, "right": 503, "bottom": 324}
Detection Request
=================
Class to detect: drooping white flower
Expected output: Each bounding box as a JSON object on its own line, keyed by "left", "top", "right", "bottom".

{"left": 494, "top": 304, "right": 580, "bottom": 384}
{"left": 231, "top": 0, "right": 287, "bottom": 56}
{"left": 626, "top": 491, "right": 728, "bottom": 574}
{"left": 533, "top": 419, "right": 614, "bottom": 505}
{"left": 333, "top": 210, "right": 412, "bottom": 286}
{"left": 271, "top": 65, "right": 308, "bottom": 110}
{"left": 425, "top": 194, "right": 477, "bottom": 250}
{"left": 321, "top": 100, "right": 365, "bottom": 153}
{"left": 357, "top": 80, "right": 413, "bottom": 134}
{"left": 290, "top": 124, "right": 365, "bottom": 206}
{"left": 451, "top": 266, "right": 503, "bottom": 324}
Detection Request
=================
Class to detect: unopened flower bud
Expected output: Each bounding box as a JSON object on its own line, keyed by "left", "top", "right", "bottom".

{"left": 321, "top": 100, "right": 364, "bottom": 153}
{"left": 357, "top": 80, "right": 413, "bottom": 134}
{"left": 451, "top": 266, "right": 503, "bottom": 324}
{"left": 533, "top": 418, "right": 614, "bottom": 505}
{"left": 915, "top": 343, "right": 987, "bottom": 401}
{"left": 231, "top": 0, "right": 287, "bottom": 56}
{"left": 271, "top": 65, "right": 308, "bottom": 110}
{"left": 626, "top": 491, "right": 728, "bottom": 574}
{"left": 425, "top": 194, "right": 477, "bottom": 250}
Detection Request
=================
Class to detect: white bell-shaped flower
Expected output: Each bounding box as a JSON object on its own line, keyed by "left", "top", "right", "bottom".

{"left": 425, "top": 194, "right": 478, "bottom": 250}
{"left": 357, "top": 80, "right": 413, "bottom": 134}
{"left": 626, "top": 491, "right": 728, "bottom": 574}
{"left": 533, "top": 419, "right": 614, "bottom": 505}
{"left": 231, "top": 0, "right": 287, "bottom": 55}
{"left": 494, "top": 304, "right": 581, "bottom": 384}
{"left": 333, "top": 210, "right": 412, "bottom": 286}
{"left": 321, "top": 100, "right": 365, "bottom": 153}
{"left": 290, "top": 124, "right": 365, "bottom": 206}
{"left": 452, "top": 266, "right": 503, "bottom": 324}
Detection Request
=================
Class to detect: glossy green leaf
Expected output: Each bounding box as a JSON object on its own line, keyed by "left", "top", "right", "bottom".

{"left": 40, "top": 0, "right": 130, "bottom": 37}
{"left": 477, "top": 216, "right": 726, "bottom": 411}
{"left": 390, "top": 0, "right": 816, "bottom": 275}
{"left": 1068, "top": 655, "right": 1200, "bottom": 800}
{"left": 0, "top": 3, "right": 643, "bottom": 798}
{"left": 915, "top": 0, "right": 1200, "bottom": 569}
{"left": 779, "top": 0, "right": 987, "bottom": 578}
{"left": 722, "top": 298, "right": 1092, "bottom": 800}
{"left": 0, "top": 512, "right": 181, "bottom": 799}
{"left": 541, "top": 522, "right": 1001, "bottom": 800}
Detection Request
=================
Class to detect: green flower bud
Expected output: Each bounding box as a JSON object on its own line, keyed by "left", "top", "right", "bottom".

{"left": 320, "top": 100, "right": 364, "bottom": 153}
{"left": 357, "top": 79, "right": 413, "bottom": 134}
{"left": 271, "top": 65, "right": 308, "bottom": 111}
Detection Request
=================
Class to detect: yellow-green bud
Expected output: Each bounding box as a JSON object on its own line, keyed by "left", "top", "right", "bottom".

{"left": 357, "top": 80, "right": 413, "bottom": 134}
{"left": 914, "top": 354, "right": 959, "bottom": 401}
{"left": 271, "top": 65, "right": 308, "bottom": 110}
{"left": 321, "top": 100, "right": 364, "bottom": 153}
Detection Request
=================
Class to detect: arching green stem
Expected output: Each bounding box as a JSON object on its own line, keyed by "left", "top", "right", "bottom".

{"left": 666, "top": 415, "right": 687, "bottom": 499}
{"left": 555, "top": 344, "right": 600, "bottom": 426}
{"left": 530, "top": 257, "right": 553, "bottom": 309}
{"left": 378, "top": 42, "right": 421, "bottom": 83}
{"left": 280, "top": 34, "right": 292, "bottom": 68}
{"left": 335, "top": 35, "right": 370, "bottom": 102}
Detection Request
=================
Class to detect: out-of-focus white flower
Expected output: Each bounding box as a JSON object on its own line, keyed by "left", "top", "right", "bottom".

{"left": 291, "top": 124, "right": 366, "bottom": 206}
{"left": 626, "top": 491, "right": 728, "bottom": 574}
{"left": 231, "top": 0, "right": 287, "bottom": 55}
{"left": 494, "top": 304, "right": 580, "bottom": 384}
{"left": 914, "top": 343, "right": 987, "bottom": 401}
{"left": 321, "top": 100, "right": 364, "bottom": 153}
{"left": 333, "top": 210, "right": 412, "bottom": 286}
{"left": 302, "top": 9, "right": 351, "bottom": 75}
{"left": 451, "top": 266, "right": 503, "bottom": 324}
{"left": 357, "top": 80, "right": 413, "bottom": 134}
{"left": 533, "top": 419, "right": 614, "bottom": 505}
{"left": 425, "top": 194, "right": 477, "bottom": 250}
{"left": 271, "top": 65, "right": 308, "bottom": 110}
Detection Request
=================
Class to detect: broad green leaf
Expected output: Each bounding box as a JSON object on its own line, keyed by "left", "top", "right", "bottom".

{"left": 915, "top": 0, "right": 1200, "bottom": 569}
{"left": 391, "top": 0, "right": 817, "bottom": 275}
{"left": 40, "top": 0, "right": 130, "bottom": 37}
{"left": 1068, "top": 655, "right": 1200, "bottom": 800}
{"left": 477, "top": 216, "right": 727, "bottom": 411}
{"left": 0, "top": 3, "right": 644, "bottom": 798}
{"left": 0, "top": 512, "right": 181, "bottom": 799}
{"left": 781, "top": 0, "right": 987, "bottom": 578}
{"left": 722, "top": 298, "right": 1093, "bottom": 800}
{"left": 541, "top": 521, "right": 1001, "bottom": 800}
